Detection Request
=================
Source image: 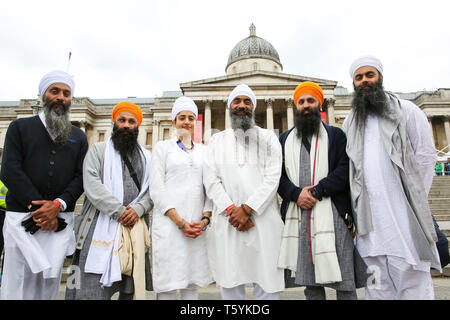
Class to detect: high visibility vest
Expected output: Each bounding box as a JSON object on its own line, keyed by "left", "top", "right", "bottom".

{"left": 0, "top": 180, "right": 8, "bottom": 209}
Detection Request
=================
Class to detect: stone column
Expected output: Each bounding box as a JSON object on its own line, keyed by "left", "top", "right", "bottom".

{"left": 285, "top": 98, "right": 294, "bottom": 129}
{"left": 444, "top": 116, "right": 450, "bottom": 147}
{"left": 152, "top": 119, "right": 160, "bottom": 147}
{"left": 326, "top": 98, "right": 336, "bottom": 125}
{"left": 224, "top": 99, "right": 230, "bottom": 129}
{"left": 79, "top": 120, "right": 87, "bottom": 133}
{"left": 427, "top": 116, "right": 435, "bottom": 145}
{"left": 203, "top": 99, "right": 212, "bottom": 143}
{"left": 265, "top": 98, "right": 274, "bottom": 130}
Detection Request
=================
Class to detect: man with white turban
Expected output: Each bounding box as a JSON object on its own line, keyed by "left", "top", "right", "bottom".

{"left": 203, "top": 84, "right": 285, "bottom": 300}
{"left": 0, "top": 70, "right": 88, "bottom": 299}
{"left": 342, "top": 55, "right": 440, "bottom": 299}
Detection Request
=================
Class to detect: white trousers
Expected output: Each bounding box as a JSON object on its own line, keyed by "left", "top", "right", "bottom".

{"left": 363, "top": 255, "right": 434, "bottom": 300}
{"left": 156, "top": 286, "right": 198, "bottom": 300}
{"left": 220, "top": 283, "right": 281, "bottom": 300}
{"left": 1, "top": 245, "right": 61, "bottom": 300}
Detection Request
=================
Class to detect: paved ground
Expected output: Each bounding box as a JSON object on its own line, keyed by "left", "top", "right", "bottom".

{"left": 58, "top": 276, "right": 450, "bottom": 300}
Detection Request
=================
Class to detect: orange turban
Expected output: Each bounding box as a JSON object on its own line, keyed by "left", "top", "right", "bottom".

{"left": 293, "top": 81, "right": 324, "bottom": 106}
{"left": 112, "top": 102, "right": 143, "bottom": 126}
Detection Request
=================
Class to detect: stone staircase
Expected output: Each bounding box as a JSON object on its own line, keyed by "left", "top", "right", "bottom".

{"left": 429, "top": 176, "right": 450, "bottom": 277}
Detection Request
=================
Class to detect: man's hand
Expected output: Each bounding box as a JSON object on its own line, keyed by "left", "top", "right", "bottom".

{"left": 36, "top": 217, "right": 58, "bottom": 231}
{"left": 237, "top": 218, "right": 255, "bottom": 231}
{"left": 297, "top": 185, "right": 318, "bottom": 210}
{"left": 31, "top": 200, "right": 61, "bottom": 225}
{"left": 225, "top": 206, "right": 250, "bottom": 230}
{"left": 119, "top": 206, "right": 139, "bottom": 228}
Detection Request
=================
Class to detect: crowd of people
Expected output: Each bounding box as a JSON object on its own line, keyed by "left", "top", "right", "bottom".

{"left": 0, "top": 55, "right": 447, "bottom": 300}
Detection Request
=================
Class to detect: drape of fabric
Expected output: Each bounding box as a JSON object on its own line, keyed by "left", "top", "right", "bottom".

{"left": 1, "top": 210, "right": 75, "bottom": 299}
{"left": 118, "top": 217, "right": 150, "bottom": 300}
{"left": 278, "top": 124, "right": 341, "bottom": 284}
{"left": 343, "top": 92, "right": 439, "bottom": 268}
{"left": 84, "top": 137, "right": 151, "bottom": 287}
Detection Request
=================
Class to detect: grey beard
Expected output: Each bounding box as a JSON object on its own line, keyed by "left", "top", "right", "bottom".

{"left": 43, "top": 101, "right": 72, "bottom": 145}
{"left": 230, "top": 108, "right": 255, "bottom": 132}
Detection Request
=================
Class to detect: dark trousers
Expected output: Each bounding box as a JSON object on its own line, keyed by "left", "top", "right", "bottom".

{"left": 0, "top": 209, "right": 5, "bottom": 273}
{"left": 304, "top": 286, "right": 357, "bottom": 300}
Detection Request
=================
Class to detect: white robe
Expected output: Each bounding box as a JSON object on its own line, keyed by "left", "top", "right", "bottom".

{"left": 149, "top": 138, "right": 213, "bottom": 293}
{"left": 203, "top": 127, "right": 285, "bottom": 293}
{"left": 343, "top": 99, "right": 440, "bottom": 271}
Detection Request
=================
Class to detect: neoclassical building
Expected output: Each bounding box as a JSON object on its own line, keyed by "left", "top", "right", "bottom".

{"left": 1, "top": 24, "right": 449, "bottom": 156}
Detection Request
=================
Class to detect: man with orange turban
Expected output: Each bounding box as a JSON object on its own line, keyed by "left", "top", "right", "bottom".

{"left": 66, "top": 102, "right": 153, "bottom": 300}
{"left": 277, "top": 81, "right": 367, "bottom": 300}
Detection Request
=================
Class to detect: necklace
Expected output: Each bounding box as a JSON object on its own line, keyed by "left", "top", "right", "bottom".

{"left": 177, "top": 139, "right": 194, "bottom": 152}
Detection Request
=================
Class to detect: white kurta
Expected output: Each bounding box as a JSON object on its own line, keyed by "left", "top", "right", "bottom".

{"left": 203, "top": 127, "right": 285, "bottom": 293}
{"left": 150, "top": 138, "right": 213, "bottom": 293}
{"left": 345, "top": 99, "right": 440, "bottom": 271}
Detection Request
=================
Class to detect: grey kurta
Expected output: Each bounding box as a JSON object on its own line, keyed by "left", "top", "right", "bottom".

{"left": 65, "top": 146, "right": 152, "bottom": 300}
{"left": 285, "top": 138, "right": 367, "bottom": 291}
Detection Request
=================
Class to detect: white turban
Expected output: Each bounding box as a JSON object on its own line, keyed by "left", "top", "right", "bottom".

{"left": 227, "top": 84, "right": 257, "bottom": 110}
{"left": 171, "top": 96, "right": 198, "bottom": 121}
{"left": 349, "top": 55, "right": 383, "bottom": 79}
{"left": 39, "top": 70, "right": 75, "bottom": 98}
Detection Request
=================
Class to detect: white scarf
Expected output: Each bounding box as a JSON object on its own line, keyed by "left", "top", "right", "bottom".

{"left": 84, "top": 137, "right": 151, "bottom": 287}
{"left": 278, "top": 123, "right": 342, "bottom": 284}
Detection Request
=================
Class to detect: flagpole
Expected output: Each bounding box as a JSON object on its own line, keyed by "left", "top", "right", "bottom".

{"left": 66, "top": 51, "right": 72, "bottom": 73}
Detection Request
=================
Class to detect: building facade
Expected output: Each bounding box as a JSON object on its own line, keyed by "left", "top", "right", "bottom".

{"left": 1, "top": 24, "right": 449, "bottom": 157}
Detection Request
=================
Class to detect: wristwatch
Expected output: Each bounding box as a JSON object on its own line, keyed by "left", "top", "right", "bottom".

{"left": 310, "top": 186, "right": 322, "bottom": 201}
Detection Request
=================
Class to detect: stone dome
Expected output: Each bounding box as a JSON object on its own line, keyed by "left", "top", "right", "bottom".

{"left": 226, "top": 24, "right": 282, "bottom": 72}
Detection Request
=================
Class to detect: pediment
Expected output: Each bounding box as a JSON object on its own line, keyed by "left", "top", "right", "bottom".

{"left": 180, "top": 70, "right": 337, "bottom": 90}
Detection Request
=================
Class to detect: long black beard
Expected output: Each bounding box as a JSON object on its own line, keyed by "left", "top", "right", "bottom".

{"left": 43, "top": 99, "right": 72, "bottom": 145}
{"left": 230, "top": 108, "right": 255, "bottom": 132}
{"left": 294, "top": 107, "right": 322, "bottom": 138}
{"left": 352, "top": 80, "right": 387, "bottom": 126}
{"left": 111, "top": 124, "right": 139, "bottom": 158}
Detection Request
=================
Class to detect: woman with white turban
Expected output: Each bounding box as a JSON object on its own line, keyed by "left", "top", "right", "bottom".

{"left": 149, "top": 96, "right": 213, "bottom": 300}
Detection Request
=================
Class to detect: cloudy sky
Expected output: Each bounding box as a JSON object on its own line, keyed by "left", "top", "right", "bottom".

{"left": 1, "top": 0, "right": 449, "bottom": 101}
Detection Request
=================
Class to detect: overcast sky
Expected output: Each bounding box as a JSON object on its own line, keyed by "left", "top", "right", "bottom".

{"left": 1, "top": 0, "right": 449, "bottom": 101}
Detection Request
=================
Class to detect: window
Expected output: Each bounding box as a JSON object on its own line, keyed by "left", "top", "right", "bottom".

{"left": 98, "top": 132, "right": 105, "bottom": 142}
{"left": 163, "top": 128, "right": 170, "bottom": 140}
{"left": 146, "top": 131, "right": 153, "bottom": 145}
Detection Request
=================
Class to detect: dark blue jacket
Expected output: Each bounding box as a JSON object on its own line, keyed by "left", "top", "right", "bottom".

{"left": 277, "top": 122, "right": 352, "bottom": 222}
{"left": 0, "top": 115, "right": 88, "bottom": 212}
